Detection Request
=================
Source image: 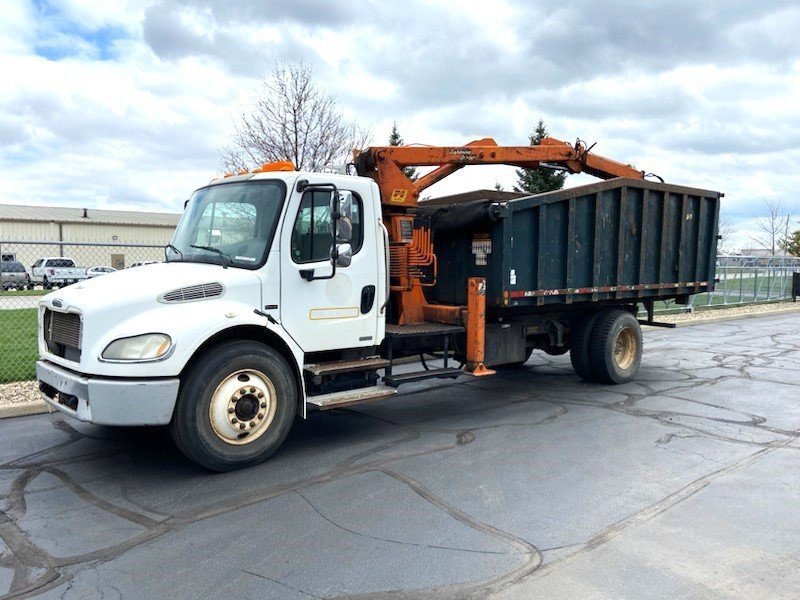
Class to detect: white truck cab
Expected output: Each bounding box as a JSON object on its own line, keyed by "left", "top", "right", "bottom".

{"left": 37, "top": 168, "right": 389, "bottom": 470}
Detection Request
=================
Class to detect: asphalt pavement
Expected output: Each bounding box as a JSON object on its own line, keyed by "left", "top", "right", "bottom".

{"left": 1, "top": 313, "right": 799, "bottom": 599}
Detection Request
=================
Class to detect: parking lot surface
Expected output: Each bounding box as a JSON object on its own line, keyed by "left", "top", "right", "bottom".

{"left": 1, "top": 313, "right": 799, "bottom": 599}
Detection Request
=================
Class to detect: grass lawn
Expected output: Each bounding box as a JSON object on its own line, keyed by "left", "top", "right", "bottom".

{"left": 712, "top": 274, "right": 791, "bottom": 298}
{"left": 0, "top": 308, "right": 38, "bottom": 382}
{"left": 0, "top": 289, "right": 49, "bottom": 297}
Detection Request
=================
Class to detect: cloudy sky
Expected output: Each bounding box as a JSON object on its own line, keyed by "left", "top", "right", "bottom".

{"left": 2, "top": 0, "right": 799, "bottom": 250}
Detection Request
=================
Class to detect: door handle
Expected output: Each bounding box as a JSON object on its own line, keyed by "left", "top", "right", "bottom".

{"left": 361, "top": 285, "right": 376, "bottom": 314}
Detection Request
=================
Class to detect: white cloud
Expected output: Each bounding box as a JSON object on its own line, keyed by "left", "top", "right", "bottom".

{"left": 0, "top": 0, "right": 35, "bottom": 54}
{"left": 0, "top": 0, "right": 798, "bottom": 254}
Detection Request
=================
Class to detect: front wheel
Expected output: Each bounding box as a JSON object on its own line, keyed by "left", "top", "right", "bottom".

{"left": 170, "top": 340, "right": 297, "bottom": 471}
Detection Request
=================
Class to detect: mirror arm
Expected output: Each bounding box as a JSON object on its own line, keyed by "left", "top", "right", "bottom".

{"left": 299, "top": 260, "right": 336, "bottom": 281}
{"left": 297, "top": 182, "right": 338, "bottom": 197}
{"left": 295, "top": 182, "right": 348, "bottom": 282}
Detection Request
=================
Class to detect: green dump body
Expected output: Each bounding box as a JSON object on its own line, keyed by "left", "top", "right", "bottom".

{"left": 422, "top": 178, "right": 721, "bottom": 313}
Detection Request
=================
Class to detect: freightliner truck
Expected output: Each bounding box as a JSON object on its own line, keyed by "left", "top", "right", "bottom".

{"left": 36, "top": 138, "right": 721, "bottom": 471}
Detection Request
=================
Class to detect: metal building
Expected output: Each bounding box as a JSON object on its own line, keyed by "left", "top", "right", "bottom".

{"left": 0, "top": 204, "right": 180, "bottom": 270}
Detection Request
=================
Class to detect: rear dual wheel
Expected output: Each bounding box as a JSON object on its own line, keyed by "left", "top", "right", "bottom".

{"left": 570, "top": 309, "right": 642, "bottom": 384}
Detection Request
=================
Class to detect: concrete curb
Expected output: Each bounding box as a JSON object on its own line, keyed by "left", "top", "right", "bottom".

{"left": 0, "top": 400, "right": 51, "bottom": 419}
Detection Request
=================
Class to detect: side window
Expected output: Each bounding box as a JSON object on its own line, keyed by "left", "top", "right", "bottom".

{"left": 291, "top": 190, "right": 363, "bottom": 264}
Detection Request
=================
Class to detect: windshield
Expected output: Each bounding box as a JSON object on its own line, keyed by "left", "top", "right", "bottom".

{"left": 167, "top": 180, "right": 286, "bottom": 269}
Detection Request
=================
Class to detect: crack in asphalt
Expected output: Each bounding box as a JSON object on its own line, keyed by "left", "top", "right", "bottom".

{"left": 295, "top": 489, "right": 510, "bottom": 556}
{"left": 239, "top": 568, "right": 324, "bottom": 599}
{"left": 521, "top": 439, "right": 797, "bottom": 588}
{"left": 0, "top": 315, "right": 799, "bottom": 598}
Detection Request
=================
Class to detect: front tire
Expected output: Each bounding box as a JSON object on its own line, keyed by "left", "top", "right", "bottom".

{"left": 170, "top": 341, "right": 297, "bottom": 471}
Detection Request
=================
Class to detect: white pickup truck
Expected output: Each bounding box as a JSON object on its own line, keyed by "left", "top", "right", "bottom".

{"left": 31, "top": 257, "right": 87, "bottom": 288}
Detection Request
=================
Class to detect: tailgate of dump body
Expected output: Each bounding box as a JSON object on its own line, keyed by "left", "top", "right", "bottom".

{"left": 421, "top": 178, "right": 722, "bottom": 311}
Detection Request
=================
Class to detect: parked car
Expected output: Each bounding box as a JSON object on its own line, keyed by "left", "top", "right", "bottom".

{"left": 130, "top": 261, "right": 159, "bottom": 268}
{"left": 30, "top": 257, "right": 88, "bottom": 288}
{"left": 86, "top": 266, "right": 117, "bottom": 278}
{"left": 0, "top": 261, "right": 31, "bottom": 291}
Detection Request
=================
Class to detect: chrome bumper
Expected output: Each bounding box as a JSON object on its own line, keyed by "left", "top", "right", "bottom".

{"left": 36, "top": 360, "right": 179, "bottom": 426}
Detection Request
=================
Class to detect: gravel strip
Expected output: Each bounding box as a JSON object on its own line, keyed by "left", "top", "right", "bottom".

{"left": 0, "top": 380, "right": 50, "bottom": 418}
{"left": 652, "top": 300, "right": 800, "bottom": 324}
{"left": 0, "top": 380, "right": 41, "bottom": 405}
{"left": 1, "top": 301, "right": 798, "bottom": 417}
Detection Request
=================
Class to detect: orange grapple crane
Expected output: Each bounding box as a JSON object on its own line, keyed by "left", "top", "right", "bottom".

{"left": 354, "top": 136, "right": 645, "bottom": 326}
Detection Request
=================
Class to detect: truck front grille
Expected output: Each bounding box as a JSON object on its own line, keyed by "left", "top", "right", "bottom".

{"left": 44, "top": 309, "right": 82, "bottom": 361}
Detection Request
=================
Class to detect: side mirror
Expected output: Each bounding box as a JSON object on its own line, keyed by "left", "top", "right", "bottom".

{"left": 335, "top": 243, "right": 352, "bottom": 268}
{"left": 334, "top": 191, "right": 353, "bottom": 243}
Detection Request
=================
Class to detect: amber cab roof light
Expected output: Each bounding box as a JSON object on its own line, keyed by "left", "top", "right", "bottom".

{"left": 214, "top": 161, "right": 296, "bottom": 182}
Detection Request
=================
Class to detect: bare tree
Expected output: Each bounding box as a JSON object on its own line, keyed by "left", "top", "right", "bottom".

{"left": 716, "top": 214, "right": 738, "bottom": 255}
{"left": 220, "top": 63, "right": 371, "bottom": 172}
{"left": 749, "top": 199, "right": 794, "bottom": 256}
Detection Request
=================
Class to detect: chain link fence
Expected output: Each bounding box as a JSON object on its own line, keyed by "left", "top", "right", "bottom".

{"left": 651, "top": 255, "right": 800, "bottom": 314}
{"left": 0, "top": 240, "right": 165, "bottom": 383}
{"left": 1, "top": 243, "right": 798, "bottom": 383}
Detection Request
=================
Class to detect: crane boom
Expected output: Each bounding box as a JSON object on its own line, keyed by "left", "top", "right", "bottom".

{"left": 353, "top": 135, "right": 647, "bottom": 325}
{"left": 354, "top": 137, "right": 644, "bottom": 208}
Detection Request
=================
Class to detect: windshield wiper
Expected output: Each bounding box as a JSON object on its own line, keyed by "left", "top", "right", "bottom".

{"left": 165, "top": 243, "right": 183, "bottom": 261}
{"left": 190, "top": 244, "right": 231, "bottom": 269}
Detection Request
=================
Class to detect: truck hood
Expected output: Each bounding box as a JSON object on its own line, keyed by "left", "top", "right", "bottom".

{"left": 41, "top": 262, "right": 262, "bottom": 314}
{"left": 39, "top": 261, "right": 266, "bottom": 375}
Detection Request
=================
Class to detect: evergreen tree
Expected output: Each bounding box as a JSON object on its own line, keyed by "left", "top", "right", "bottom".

{"left": 388, "top": 122, "right": 418, "bottom": 181}
{"left": 513, "top": 120, "right": 567, "bottom": 194}
{"left": 781, "top": 229, "right": 800, "bottom": 256}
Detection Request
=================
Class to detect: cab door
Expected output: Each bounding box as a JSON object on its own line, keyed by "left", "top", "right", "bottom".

{"left": 279, "top": 178, "right": 379, "bottom": 353}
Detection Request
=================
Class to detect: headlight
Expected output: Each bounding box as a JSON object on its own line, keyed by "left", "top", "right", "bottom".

{"left": 101, "top": 333, "right": 173, "bottom": 361}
